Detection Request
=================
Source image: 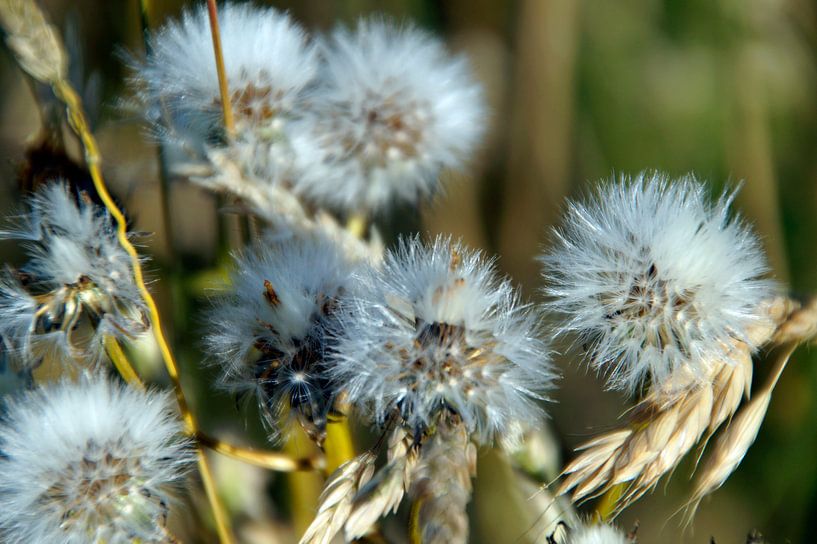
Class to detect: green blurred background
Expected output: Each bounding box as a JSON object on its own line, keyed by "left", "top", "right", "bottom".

{"left": 1, "top": 0, "right": 816, "bottom": 542}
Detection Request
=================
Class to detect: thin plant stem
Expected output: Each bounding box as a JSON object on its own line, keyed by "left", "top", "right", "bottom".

{"left": 324, "top": 419, "right": 357, "bottom": 475}
{"left": 409, "top": 496, "right": 424, "bottom": 544}
{"left": 51, "top": 79, "right": 235, "bottom": 544}
{"left": 206, "top": 0, "right": 234, "bottom": 138}
{"left": 197, "top": 431, "right": 325, "bottom": 472}
{"left": 104, "top": 336, "right": 145, "bottom": 390}
{"left": 594, "top": 483, "right": 625, "bottom": 523}
{"left": 104, "top": 337, "right": 325, "bottom": 473}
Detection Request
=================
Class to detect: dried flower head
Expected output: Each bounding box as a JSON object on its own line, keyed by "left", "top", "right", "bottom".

{"left": 330, "top": 235, "right": 554, "bottom": 444}
{"left": 0, "top": 378, "right": 191, "bottom": 543}
{"left": 294, "top": 18, "right": 485, "bottom": 212}
{"left": 206, "top": 235, "right": 361, "bottom": 444}
{"left": 0, "top": 183, "right": 147, "bottom": 365}
{"left": 540, "top": 173, "right": 774, "bottom": 394}
{"left": 133, "top": 2, "right": 318, "bottom": 186}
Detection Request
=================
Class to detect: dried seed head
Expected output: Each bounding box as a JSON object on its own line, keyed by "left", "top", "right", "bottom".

{"left": 409, "top": 416, "right": 475, "bottom": 544}
{"left": 0, "top": 183, "right": 147, "bottom": 366}
{"left": 0, "top": 0, "right": 67, "bottom": 83}
{"left": 541, "top": 173, "right": 775, "bottom": 394}
{"left": 0, "top": 378, "right": 191, "bottom": 543}
{"left": 293, "top": 18, "right": 486, "bottom": 212}
{"left": 131, "top": 3, "right": 319, "bottom": 189}
{"left": 330, "top": 235, "right": 555, "bottom": 443}
{"left": 206, "top": 235, "right": 361, "bottom": 444}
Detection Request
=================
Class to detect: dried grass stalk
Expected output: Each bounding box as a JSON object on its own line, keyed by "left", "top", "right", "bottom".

{"left": 0, "top": 0, "right": 67, "bottom": 83}
{"left": 299, "top": 451, "right": 376, "bottom": 544}
{"left": 556, "top": 346, "right": 741, "bottom": 513}
{"left": 685, "top": 342, "right": 797, "bottom": 522}
{"left": 555, "top": 298, "right": 802, "bottom": 517}
{"left": 771, "top": 297, "right": 817, "bottom": 345}
{"left": 179, "top": 148, "right": 383, "bottom": 263}
{"left": 410, "top": 418, "right": 477, "bottom": 544}
{"left": 344, "top": 428, "right": 417, "bottom": 540}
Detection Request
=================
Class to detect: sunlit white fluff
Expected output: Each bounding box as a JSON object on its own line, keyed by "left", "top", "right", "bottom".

{"left": 134, "top": 2, "right": 318, "bottom": 186}
{"left": 293, "top": 18, "right": 486, "bottom": 212}
{"left": 569, "top": 523, "right": 629, "bottom": 544}
{"left": 540, "top": 173, "right": 775, "bottom": 394}
{"left": 206, "top": 235, "right": 361, "bottom": 443}
{"left": 330, "top": 236, "right": 554, "bottom": 444}
{"left": 0, "top": 378, "right": 190, "bottom": 543}
{"left": 0, "top": 184, "right": 146, "bottom": 365}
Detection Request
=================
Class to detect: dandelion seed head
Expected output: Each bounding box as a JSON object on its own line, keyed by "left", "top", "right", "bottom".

{"left": 0, "top": 184, "right": 146, "bottom": 364}
{"left": 138, "top": 3, "right": 317, "bottom": 135}
{"left": 331, "top": 236, "right": 554, "bottom": 444}
{"left": 206, "top": 235, "right": 361, "bottom": 443}
{"left": 0, "top": 378, "right": 190, "bottom": 543}
{"left": 540, "top": 173, "right": 775, "bottom": 394}
{"left": 294, "top": 18, "right": 486, "bottom": 212}
{"left": 132, "top": 3, "right": 318, "bottom": 187}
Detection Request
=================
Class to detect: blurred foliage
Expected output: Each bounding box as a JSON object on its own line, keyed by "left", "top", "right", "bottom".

{"left": 0, "top": 0, "right": 816, "bottom": 542}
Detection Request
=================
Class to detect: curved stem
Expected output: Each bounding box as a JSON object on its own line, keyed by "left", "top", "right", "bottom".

{"left": 197, "top": 431, "right": 325, "bottom": 472}
{"left": 104, "top": 336, "right": 144, "bottom": 390}
{"left": 53, "top": 79, "right": 235, "bottom": 544}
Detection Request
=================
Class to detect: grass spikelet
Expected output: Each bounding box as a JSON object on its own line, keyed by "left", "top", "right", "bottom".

{"left": 0, "top": 0, "right": 67, "bottom": 83}
{"left": 684, "top": 342, "right": 797, "bottom": 524}
{"left": 771, "top": 297, "right": 817, "bottom": 345}
{"left": 344, "top": 428, "right": 416, "bottom": 540}
{"left": 553, "top": 299, "right": 793, "bottom": 516}
{"left": 299, "top": 451, "right": 376, "bottom": 544}
{"left": 410, "top": 418, "right": 476, "bottom": 544}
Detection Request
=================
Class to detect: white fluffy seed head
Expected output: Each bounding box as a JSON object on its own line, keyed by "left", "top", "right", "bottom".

{"left": 330, "top": 235, "right": 555, "bottom": 444}
{"left": 205, "top": 235, "right": 361, "bottom": 442}
{"left": 0, "top": 378, "right": 191, "bottom": 543}
{"left": 0, "top": 183, "right": 147, "bottom": 365}
{"left": 293, "top": 18, "right": 486, "bottom": 212}
{"left": 540, "top": 173, "right": 776, "bottom": 395}
{"left": 569, "top": 523, "right": 630, "bottom": 544}
{"left": 137, "top": 2, "right": 317, "bottom": 138}
{"left": 132, "top": 3, "right": 318, "bottom": 186}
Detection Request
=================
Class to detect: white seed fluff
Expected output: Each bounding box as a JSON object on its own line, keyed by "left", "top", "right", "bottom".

{"left": 330, "top": 236, "right": 554, "bottom": 444}
{"left": 569, "top": 523, "right": 629, "bottom": 544}
{"left": 133, "top": 2, "right": 319, "bottom": 186}
{"left": 0, "top": 378, "right": 190, "bottom": 544}
{"left": 137, "top": 2, "right": 317, "bottom": 137}
{"left": 206, "top": 235, "right": 361, "bottom": 441}
{"left": 293, "top": 18, "right": 486, "bottom": 212}
{"left": 540, "top": 173, "right": 775, "bottom": 394}
{"left": 0, "top": 183, "right": 146, "bottom": 364}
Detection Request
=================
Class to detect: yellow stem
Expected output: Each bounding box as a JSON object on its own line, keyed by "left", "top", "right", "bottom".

{"left": 594, "top": 483, "right": 625, "bottom": 522}
{"left": 197, "top": 431, "right": 325, "bottom": 472}
{"left": 323, "top": 418, "right": 356, "bottom": 475}
{"left": 104, "top": 336, "right": 144, "bottom": 390}
{"left": 52, "top": 79, "right": 235, "bottom": 544}
{"left": 285, "top": 424, "right": 323, "bottom": 536}
{"left": 409, "top": 496, "right": 424, "bottom": 544}
{"left": 206, "top": 0, "right": 234, "bottom": 137}
{"left": 346, "top": 212, "right": 367, "bottom": 239}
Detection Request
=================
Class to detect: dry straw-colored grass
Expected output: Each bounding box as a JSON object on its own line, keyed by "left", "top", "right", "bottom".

{"left": 409, "top": 418, "right": 476, "bottom": 544}
{"left": 555, "top": 296, "right": 815, "bottom": 518}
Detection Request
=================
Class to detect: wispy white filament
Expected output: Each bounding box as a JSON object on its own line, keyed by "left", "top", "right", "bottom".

{"left": 206, "top": 235, "right": 361, "bottom": 441}
{"left": 0, "top": 378, "right": 190, "bottom": 543}
{"left": 294, "top": 18, "right": 486, "bottom": 212}
{"left": 330, "top": 236, "right": 554, "bottom": 443}
{"left": 0, "top": 183, "right": 146, "bottom": 364}
{"left": 540, "top": 173, "right": 775, "bottom": 394}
